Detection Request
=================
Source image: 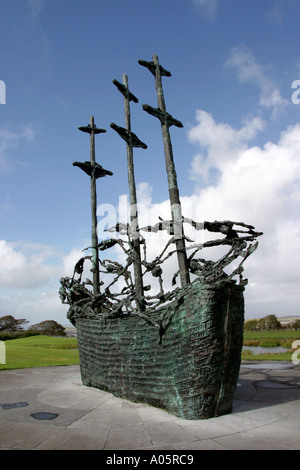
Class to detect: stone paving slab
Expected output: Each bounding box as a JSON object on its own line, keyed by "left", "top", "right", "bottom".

{"left": 0, "top": 362, "right": 299, "bottom": 451}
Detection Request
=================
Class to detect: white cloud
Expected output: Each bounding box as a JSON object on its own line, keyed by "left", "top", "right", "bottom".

{"left": 136, "top": 182, "right": 153, "bottom": 208}
{"left": 225, "top": 45, "right": 288, "bottom": 116}
{"left": 0, "top": 240, "right": 60, "bottom": 289}
{"left": 188, "top": 115, "right": 300, "bottom": 225}
{"left": 62, "top": 248, "right": 86, "bottom": 278}
{"left": 0, "top": 240, "right": 86, "bottom": 291}
{"left": 188, "top": 110, "right": 265, "bottom": 184}
{"left": 186, "top": 111, "right": 300, "bottom": 316}
{"left": 193, "top": 0, "right": 218, "bottom": 20}
{"left": 0, "top": 242, "right": 84, "bottom": 326}
{"left": 0, "top": 291, "right": 69, "bottom": 326}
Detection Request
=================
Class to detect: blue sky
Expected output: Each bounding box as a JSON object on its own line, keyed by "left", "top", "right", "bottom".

{"left": 1, "top": 0, "right": 300, "bottom": 326}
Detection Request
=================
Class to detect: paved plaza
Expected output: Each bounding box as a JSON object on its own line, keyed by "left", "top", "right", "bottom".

{"left": 0, "top": 361, "right": 300, "bottom": 450}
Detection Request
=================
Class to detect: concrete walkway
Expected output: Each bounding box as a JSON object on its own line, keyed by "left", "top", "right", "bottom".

{"left": 0, "top": 362, "right": 300, "bottom": 450}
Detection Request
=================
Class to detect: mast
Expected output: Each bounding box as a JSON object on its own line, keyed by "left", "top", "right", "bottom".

{"left": 73, "top": 116, "right": 113, "bottom": 296}
{"left": 111, "top": 75, "right": 147, "bottom": 312}
{"left": 138, "top": 54, "right": 190, "bottom": 287}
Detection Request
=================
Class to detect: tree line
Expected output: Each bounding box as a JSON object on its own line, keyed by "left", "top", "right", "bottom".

{"left": 0, "top": 315, "right": 67, "bottom": 340}
{"left": 244, "top": 314, "right": 300, "bottom": 331}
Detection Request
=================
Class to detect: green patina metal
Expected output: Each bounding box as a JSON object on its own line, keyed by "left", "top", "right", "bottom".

{"left": 59, "top": 55, "right": 262, "bottom": 420}
{"left": 61, "top": 277, "right": 245, "bottom": 419}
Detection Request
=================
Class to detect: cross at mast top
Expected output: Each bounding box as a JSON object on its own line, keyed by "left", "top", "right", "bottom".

{"left": 73, "top": 115, "right": 113, "bottom": 297}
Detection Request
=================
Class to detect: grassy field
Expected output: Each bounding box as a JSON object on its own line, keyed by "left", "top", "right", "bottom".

{"left": 243, "top": 330, "right": 300, "bottom": 341}
{"left": 0, "top": 330, "right": 299, "bottom": 370}
{"left": 0, "top": 335, "right": 79, "bottom": 370}
{"left": 242, "top": 330, "right": 299, "bottom": 361}
{"left": 241, "top": 350, "right": 294, "bottom": 361}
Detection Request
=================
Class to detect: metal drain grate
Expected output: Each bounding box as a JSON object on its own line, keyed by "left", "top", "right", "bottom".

{"left": 1, "top": 402, "right": 29, "bottom": 410}
{"left": 31, "top": 412, "right": 59, "bottom": 420}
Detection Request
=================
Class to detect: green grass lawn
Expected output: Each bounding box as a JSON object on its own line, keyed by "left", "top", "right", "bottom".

{"left": 0, "top": 335, "right": 79, "bottom": 370}
{"left": 243, "top": 330, "right": 300, "bottom": 341}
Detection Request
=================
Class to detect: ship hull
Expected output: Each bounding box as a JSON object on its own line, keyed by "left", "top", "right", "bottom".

{"left": 76, "top": 278, "right": 244, "bottom": 420}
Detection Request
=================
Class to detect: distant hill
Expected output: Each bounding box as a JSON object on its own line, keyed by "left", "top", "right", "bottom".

{"left": 64, "top": 327, "right": 77, "bottom": 337}
{"left": 277, "top": 315, "right": 300, "bottom": 323}
{"left": 245, "top": 315, "right": 300, "bottom": 324}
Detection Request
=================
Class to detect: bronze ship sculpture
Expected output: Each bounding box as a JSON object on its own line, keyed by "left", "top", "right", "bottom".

{"left": 59, "top": 55, "right": 262, "bottom": 420}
